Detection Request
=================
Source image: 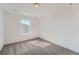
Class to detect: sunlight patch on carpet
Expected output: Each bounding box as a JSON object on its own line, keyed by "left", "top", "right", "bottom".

{"left": 28, "top": 40, "right": 41, "bottom": 44}
{"left": 34, "top": 42, "right": 51, "bottom": 48}
{"left": 28, "top": 40, "right": 51, "bottom": 48}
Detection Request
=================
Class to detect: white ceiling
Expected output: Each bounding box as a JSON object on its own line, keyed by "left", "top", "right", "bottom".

{"left": 0, "top": 3, "right": 74, "bottom": 17}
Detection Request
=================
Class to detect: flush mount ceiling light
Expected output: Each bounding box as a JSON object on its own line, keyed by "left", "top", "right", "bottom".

{"left": 33, "top": 3, "right": 40, "bottom": 8}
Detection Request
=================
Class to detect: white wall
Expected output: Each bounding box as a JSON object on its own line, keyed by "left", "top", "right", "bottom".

{"left": 4, "top": 10, "right": 39, "bottom": 44}
{"left": 0, "top": 7, "right": 4, "bottom": 50}
{"left": 40, "top": 5, "right": 79, "bottom": 53}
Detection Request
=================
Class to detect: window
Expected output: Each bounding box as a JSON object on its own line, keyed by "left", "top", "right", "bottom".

{"left": 20, "top": 18, "right": 31, "bottom": 34}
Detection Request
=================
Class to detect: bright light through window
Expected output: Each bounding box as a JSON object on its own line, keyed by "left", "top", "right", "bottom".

{"left": 20, "top": 18, "right": 31, "bottom": 34}
{"left": 21, "top": 18, "right": 31, "bottom": 25}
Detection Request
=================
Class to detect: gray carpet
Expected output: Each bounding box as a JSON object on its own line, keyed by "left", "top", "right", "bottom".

{"left": 0, "top": 38, "right": 78, "bottom": 55}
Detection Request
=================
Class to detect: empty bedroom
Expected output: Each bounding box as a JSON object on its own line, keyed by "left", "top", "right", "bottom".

{"left": 0, "top": 3, "right": 79, "bottom": 55}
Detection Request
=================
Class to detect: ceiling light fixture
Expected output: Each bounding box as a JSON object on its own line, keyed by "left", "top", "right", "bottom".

{"left": 33, "top": 3, "right": 40, "bottom": 8}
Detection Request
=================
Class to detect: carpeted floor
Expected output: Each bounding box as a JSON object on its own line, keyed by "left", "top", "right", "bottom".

{"left": 0, "top": 38, "right": 78, "bottom": 55}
